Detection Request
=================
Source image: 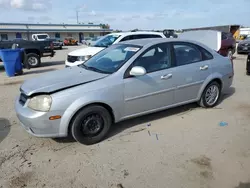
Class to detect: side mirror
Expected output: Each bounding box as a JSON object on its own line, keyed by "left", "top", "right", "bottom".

{"left": 130, "top": 66, "right": 146, "bottom": 76}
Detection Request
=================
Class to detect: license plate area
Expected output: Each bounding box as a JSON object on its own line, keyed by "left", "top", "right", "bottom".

{"left": 243, "top": 47, "right": 248, "bottom": 50}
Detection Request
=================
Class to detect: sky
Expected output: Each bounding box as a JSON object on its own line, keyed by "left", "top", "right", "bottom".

{"left": 0, "top": 0, "right": 249, "bottom": 30}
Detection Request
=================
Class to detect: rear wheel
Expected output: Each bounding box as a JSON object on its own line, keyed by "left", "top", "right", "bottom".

{"left": 198, "top": 81, "right": 221, "bottom": 108}
{"left": 26, "top": 53, "right": 41, "bottom": 68}
{"left": 71, "top": 105, "right": 112, "bottom": 145}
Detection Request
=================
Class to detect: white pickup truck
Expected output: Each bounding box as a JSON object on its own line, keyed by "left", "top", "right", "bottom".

{"left": 32, "top": 33, "right": 50, "bottom": 41}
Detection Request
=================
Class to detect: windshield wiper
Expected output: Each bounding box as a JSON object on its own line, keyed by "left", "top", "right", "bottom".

{"left": 78, "top": 64, "right": 89, "bottom": 70}
{"left": 78, "top": 64, "right": 110, "bottom": 74}
{"left": 87, "top": 66, "right": 110, "bottom": 74}
{"left": 94, "top": 44, "right": 108, "bottom": 48}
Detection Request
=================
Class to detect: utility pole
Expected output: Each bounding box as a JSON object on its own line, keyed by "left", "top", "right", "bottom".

{"left": 76, "top": 10, "right": 79, "bottom": 24}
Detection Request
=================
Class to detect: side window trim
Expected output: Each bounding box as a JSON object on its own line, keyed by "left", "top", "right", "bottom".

{"left": 123, "top": 42, "right": 173, "bottom": 79}
{"left": 119, "top": 35, "right": 130, "bottom": 42}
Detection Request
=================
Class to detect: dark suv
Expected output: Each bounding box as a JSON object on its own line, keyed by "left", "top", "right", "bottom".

{"left": 237, "top": 36, "right": 250, "bottom": 54}
{"left": 218, "top": 32, "right": 236, "bottom": 59}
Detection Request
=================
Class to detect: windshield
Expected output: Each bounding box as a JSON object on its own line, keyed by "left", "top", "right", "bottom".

{"left": 93, "top": 34, "right": 121, "bottom": 47}
{"left": 80, "top": 44, "right": 141, "bottom": 74}
{"left": 37, "top": 35, "right": 49, "bottom": 39}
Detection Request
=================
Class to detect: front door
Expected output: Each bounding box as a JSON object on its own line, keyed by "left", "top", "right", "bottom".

{"left": 171, "top": 42, "right": 212, "bottom": 103}
{"left": 123, "top": 43, "right": 175, "bottom": 117}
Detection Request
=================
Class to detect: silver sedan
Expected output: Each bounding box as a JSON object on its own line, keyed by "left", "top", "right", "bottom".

{"left": 15, "top": 38, "right": 234, "bottom": 145}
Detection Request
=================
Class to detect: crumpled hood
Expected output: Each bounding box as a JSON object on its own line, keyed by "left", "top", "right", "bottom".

{"left": 68, "top": 46, "right": 105, "bottom": 56}
{"left": 21, "top": 66, "right": 108, "bottom": 96}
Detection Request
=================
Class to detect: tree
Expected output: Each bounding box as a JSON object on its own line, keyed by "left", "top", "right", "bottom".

{"left": 100, "top": 23, "right": 110, "bottom": 29}
{"left": 131, "top": 28, "right": 139, "bottom": 32}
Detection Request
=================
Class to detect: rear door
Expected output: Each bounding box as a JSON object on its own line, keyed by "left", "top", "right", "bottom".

{"left": 171, "top": 42, "right": 213, "bottom": 103}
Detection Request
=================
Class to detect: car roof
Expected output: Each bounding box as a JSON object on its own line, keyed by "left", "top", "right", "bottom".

{"left": 118, "top": 38, "right": 211, "bottom": 50}
{"left": 108, "top": 31, "right": 164, "bottom": 37}
{"left": 118, "top": 38, "right": 176, "bottom": 46}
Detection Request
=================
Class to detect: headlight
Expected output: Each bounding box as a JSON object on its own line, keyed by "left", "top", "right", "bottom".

{"left": 28, "top": 95, "right": 52, "bottom": 112}
{"left": 77, "top": 55, "right": 92, "bottom": 61}
{"left": 85, "top": 55, "right": 92, "bottom": 60}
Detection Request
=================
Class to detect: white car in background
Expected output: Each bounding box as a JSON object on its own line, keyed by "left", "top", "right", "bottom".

{"left": 65, "top": 31, "right": 166, "bottom": 67}
{"left": 31, "top": 33, "right": 50, "bottom": 41}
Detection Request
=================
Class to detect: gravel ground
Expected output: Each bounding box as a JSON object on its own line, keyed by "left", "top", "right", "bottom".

{"left": 0, "top": 47, "right": 250, "bottom": 188}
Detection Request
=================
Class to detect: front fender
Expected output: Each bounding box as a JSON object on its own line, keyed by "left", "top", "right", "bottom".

{"left": 197, "top": 72, "right": 223, "bottom": 100}
{"left": 59, "top": 88, "right": 123, "bottom": 136}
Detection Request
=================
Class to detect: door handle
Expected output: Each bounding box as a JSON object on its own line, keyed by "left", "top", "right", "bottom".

{"left": 161, "top": 74, "right": 172, "bottom": 80}
{"left": 200, "top": 65, "right": 208, "bottom": 70}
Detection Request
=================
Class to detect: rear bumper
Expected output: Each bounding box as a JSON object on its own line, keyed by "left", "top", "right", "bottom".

{"left": 222, "top": 73, "right": 234, "bottom": 93}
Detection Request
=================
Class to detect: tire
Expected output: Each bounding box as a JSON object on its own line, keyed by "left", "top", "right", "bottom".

{"left": 26, "top": 53, "right": 41, "bottom": 68}
{"left": 198, "top": 81, "right": 221, "bottom": 108}
{"left": 71, "top": 105, "right": 112, "bottom": 145}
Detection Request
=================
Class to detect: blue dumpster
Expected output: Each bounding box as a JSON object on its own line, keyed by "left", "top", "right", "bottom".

{"left": 0, "top": 48, "right": 23, "bottom": 77}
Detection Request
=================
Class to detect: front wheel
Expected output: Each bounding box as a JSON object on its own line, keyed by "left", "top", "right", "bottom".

{"left": 71, "top": 105, "right": 112, "bottom": 145}
{"left": 198, "top": 82, "right": 221, "bottom": 108}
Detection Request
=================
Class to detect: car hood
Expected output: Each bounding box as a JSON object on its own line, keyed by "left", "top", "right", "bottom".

{"left": 20, "top": 66, "right": 108, "bottom": 96}
{"left": 68, "top": 46, "right": 105, "bottom": 56}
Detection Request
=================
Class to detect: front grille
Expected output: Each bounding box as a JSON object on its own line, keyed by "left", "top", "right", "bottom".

{"left": 19, "top": 93, "right": 28, "bottom": 106}
{"left": 67, "top": 55, "right": 78, "bottom": 63}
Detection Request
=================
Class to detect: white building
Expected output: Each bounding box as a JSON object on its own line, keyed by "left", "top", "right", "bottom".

{"left": 0, "top": 23, "right": 112, "bottom": 41}
{"left": 240, "top": 28, "right": 250, "bottom": 36}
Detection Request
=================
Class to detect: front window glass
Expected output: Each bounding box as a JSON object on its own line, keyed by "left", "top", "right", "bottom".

{"left": 80, "top": 44, "right": 141, "bottom": 74}
{"left": 134, "top": 44, "right": 171, "bottom": 73}
{"left": 37, "top": 35, "right": 49, "bottom": 39}
{"left": 93, "top": 34, "right": 121, "bottom": 47}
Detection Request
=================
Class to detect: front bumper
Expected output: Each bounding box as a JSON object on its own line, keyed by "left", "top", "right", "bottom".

{"left": 237, "top": 45, "right": 250, "bottom": 53}
{"left": 15, "top": 97, "right": 65, "bottom": 138}
{"left": 65, "top": 60, "right": 85, "bottom": 67}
